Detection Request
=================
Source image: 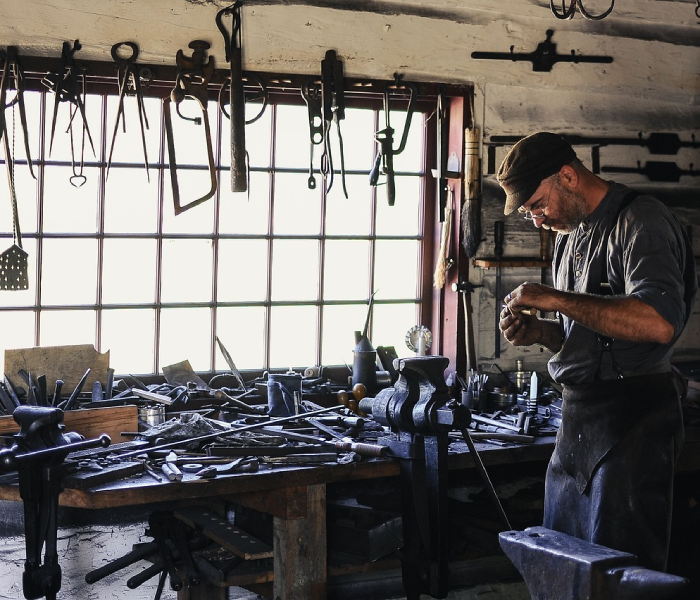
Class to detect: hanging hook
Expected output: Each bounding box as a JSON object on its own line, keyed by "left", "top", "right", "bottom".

{"left": 550, "top": 0, "right": 615, "bottom": 20}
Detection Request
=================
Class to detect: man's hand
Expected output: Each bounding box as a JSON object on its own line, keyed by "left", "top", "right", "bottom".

{"left": 505, "top": 281, "right": 558, "bottom": 315}
{"left": 499, "top": 304, "right": 544, "bottom": 347}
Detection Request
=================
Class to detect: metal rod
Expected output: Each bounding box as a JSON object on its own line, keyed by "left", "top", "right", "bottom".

{"left": 117, "top": 404, "right": 347, "bottom": 460}
{"left": 459, "top": 427, "right": 511, "bottom": 530}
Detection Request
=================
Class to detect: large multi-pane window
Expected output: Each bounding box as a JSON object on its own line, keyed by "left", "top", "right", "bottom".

{"left": 0, "top": 82, "right": 433, "bottom": 376}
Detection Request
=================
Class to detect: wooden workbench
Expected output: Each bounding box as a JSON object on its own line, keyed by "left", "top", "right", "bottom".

{"left": 2, "top": 403, "right": 699, "bottom": 600}
{"left": 0, "top": 427, "right": 557, "bottom": 600}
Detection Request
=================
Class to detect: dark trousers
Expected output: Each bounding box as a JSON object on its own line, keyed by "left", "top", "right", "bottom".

{"left": 543, "top": 373, "right": 684, "bottom": 571}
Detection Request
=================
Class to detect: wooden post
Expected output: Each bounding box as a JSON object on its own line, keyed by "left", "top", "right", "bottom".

{"left": 273, "top": 484, "right": 327, "bottom": 600}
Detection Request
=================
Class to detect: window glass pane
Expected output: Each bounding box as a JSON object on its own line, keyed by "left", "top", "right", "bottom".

{"left": 162, "top": 170, "right": 216, "bottom": 234}
{"left": 384, "top": 110, "right": 424, "bottom": 173}
{"left": 269, "top": 305, "right": 317, "bottom": 368}
{"left": 0, "top": 310, "right": 35, "bottom": 358}
{"left": 272, "top": 172, "right": 321, "bottom": 236}
{"left": 271, "top": 239, "right": 319, "bottom": 301}
{"left": 0, "top": 163, "right": 38, "bottom": 235}
{"left": 375, "top": 175, "right": 422, "bottom": 236}
{"left": 165, "top": 99, "right": 218, "bottom": 166}
{"left": 325, "top": 174, "right": 372, "bottom": 234}
{"left": 220, "top": 98, "right": 272, "bottom": 169}
{"left": 374, "top": 240, "right": 420, "bottom": 300}
{"left": 219, "top": 171, "right": 270, "bottom": 235}
{"left": 40, "top": 310, "right": 96, "bottom": 347}
{"left": 372, "top": 302, "right": 420, "bottom": 359}
{"left": 321, "top": 304, "right": 369, "bottom": 366}
{"left": 6, "top": 83, "right": 436, "bottom": 377}
{"left": 102, "top": 239, "right": 157, "bottom": 304}
{"left": 160, "top": 307, "right": 212, "bottom": 372}
{"left": 44, "top": 92, "right": 102, "bottom": 163}
{"left": 324, "top": 240, "right": 370, "bottom": 301}
{"left": 161, "top": 239, "right": 213, "bottom": 303}
{"left": 41, "top": 239, "right": 98, "bottom": 305}
{"left": 104, "top": 169, "right": 159, "bottom": 233}
{"left": 274, "top": 104, "right": 308, "bottom": 169}
{"left": 42, "top": 166, "right": 99, "bottom": 233}
{"left": 101, "top": 308, "right": 156, "bottom": 374}
{"left": 104, "top": 95, "right": 161, "bottom": 172}
{"left": 217, "top": 239, "right": 268, "bottom": 302}
{"left": 0, "top": 238, "right": 37, "bottom": 305}
{"left": 216, "top": 306, "right": 266, "bottom": 370}
{"left": 334, "top": 108, "right": 376, "bottom": 172}
{"left": 22, "top": 90, "right": 42, "bottom": 163}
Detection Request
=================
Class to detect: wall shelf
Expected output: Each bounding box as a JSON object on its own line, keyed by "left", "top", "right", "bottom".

{"left": 473, "top": 257, "right": 549, "bottom": 269}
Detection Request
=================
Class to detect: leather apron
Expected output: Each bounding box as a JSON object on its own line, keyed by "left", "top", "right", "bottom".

{"left": 543, "top": 372, "right": 683, "bottom": 571}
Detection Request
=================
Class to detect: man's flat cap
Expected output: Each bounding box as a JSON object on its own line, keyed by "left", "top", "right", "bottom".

{"left": 497, "top": 132, "right": 577, "bottom": 215}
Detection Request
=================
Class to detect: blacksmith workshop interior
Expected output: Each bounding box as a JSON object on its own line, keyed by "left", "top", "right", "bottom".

{"left": 0, "top": 1, "right": 698, "bottom": 599}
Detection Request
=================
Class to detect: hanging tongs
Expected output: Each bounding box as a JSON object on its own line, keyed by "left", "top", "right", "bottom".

{"left": 369, "top": 73, "right": 417, "bottom": 206}
{"left": 41, "top": 40, "right": 96, "bottom": 158}
{"left": 106, "top": 42, "right": 152, "bottom": 181}
{"left": 0, "top": 46, "right": 35, "bottom": 180}
{"left": 320, "top": 50, "right": 348, "bottom": 198}
{"left": 163, "top": 40, "right": 217, "bottom": 215}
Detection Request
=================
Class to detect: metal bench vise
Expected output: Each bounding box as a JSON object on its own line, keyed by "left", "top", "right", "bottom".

{"left": 499, "top": 526, "right": 688, "bottom": 600}
{"left": 359, "top": 356, "right": 475, "bottom": 599}
{"left": 0, "top": 405, "right": 110, "bottom": 600}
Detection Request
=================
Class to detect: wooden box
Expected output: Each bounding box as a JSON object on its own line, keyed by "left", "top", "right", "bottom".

{"left": 0, "top": 405, "right": 138, "bottom": 446}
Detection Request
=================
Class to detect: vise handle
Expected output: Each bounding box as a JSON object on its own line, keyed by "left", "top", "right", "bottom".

{"left": 0, "top": 434, "right": 111, "bottom": 471}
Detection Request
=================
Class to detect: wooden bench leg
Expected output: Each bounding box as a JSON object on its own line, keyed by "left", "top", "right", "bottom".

{"left": 177, "top": 579, "right": 227, "bottom": 600}
{"left": 273, "top": 484, "right": 327, "bottom": 600}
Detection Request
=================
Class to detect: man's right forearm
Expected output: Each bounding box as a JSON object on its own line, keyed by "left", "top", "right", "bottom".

{"left": 537, "top": 319, "right": 563, "bottom": 353}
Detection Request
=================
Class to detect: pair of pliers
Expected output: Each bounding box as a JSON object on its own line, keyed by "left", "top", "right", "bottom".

{"left": 0, "top": 46, "right": 35, "bottom": 179}
{"left": 43, "top": 40, "right": 96, "bottom": 158}
{"left": 106, "top": 42, "right": 152, "bottom": 181}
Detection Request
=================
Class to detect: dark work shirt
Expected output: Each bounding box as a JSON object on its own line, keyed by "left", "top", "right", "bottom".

{"left": 548, "top": 183, "right": 689, "bottom": 385}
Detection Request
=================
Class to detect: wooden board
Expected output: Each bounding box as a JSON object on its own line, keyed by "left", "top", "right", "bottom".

{"left": 4, "top": 344, "right": 110, "bottom": 396}
{"left": 0, "top": 405, "right": 138, "bottom": 444}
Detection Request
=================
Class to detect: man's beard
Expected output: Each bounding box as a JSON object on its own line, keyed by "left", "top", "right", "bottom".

{"left": 549, "top": 184, "right": 589, "bottom": 234}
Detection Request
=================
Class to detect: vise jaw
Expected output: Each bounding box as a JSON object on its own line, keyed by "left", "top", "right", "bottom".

{"left": 363, "top": 355, "right": 468, "bottom": 434}
{"left": 499, "top": 526, "right": 688, "bottom": 600}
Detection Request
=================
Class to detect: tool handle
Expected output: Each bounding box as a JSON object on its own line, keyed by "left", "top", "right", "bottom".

{"left": 334, "top": 441, "right": 387, "bottom": 457}
{"left": 85, "top": 542, "right": 158, "bottom": 584}
{"left": 494, "top": 220, "right": 504, "bottom": 258}
{"left": 229, "top": 46, "right": 247, "bottom": 193}
{"left": 126, "top": 560, "right": 164, "bottom": 589}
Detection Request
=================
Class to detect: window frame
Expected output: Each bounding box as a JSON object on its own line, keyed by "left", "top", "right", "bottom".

{"left": 1, "top": 56, "right": 471, "bottom": 376}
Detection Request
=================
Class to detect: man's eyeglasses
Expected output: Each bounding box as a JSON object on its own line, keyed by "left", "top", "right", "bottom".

{"left": 518, "top": 176, "right": 556, "bottom": 221}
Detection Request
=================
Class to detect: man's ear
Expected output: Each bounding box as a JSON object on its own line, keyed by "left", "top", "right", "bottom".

{"left": 558, "top": 164, "right": 578, "bottom": 188}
